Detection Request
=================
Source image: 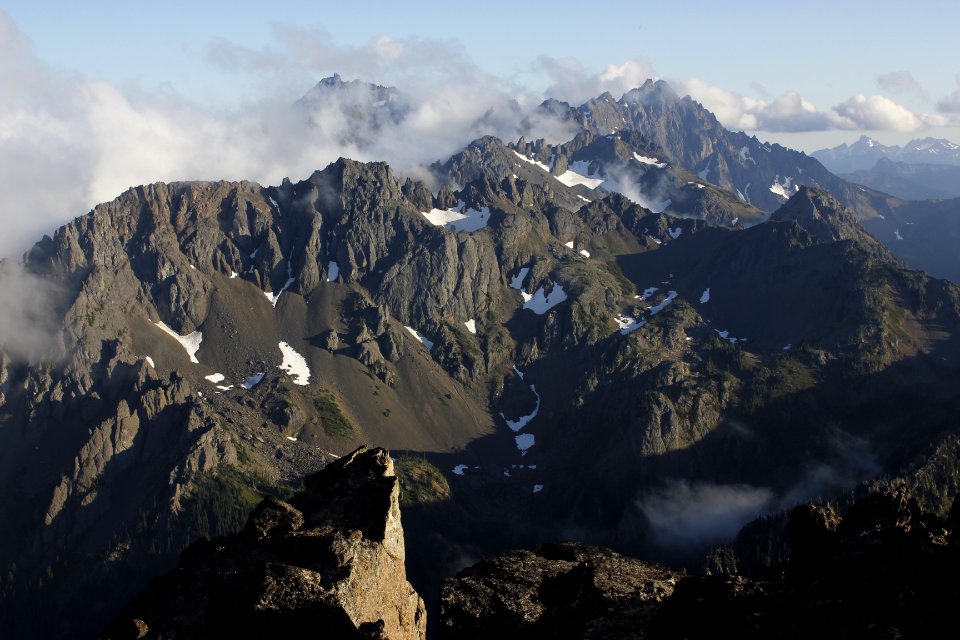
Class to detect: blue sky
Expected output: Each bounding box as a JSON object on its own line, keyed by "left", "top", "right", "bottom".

{"left": 1, "top": 1, "right": 959, "bottom": 258}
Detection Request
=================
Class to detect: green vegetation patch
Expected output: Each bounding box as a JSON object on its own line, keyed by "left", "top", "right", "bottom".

{"left": 313, "top": 390, "right": 354, "bottom": 438}
{"left": 395, "top": 456, "right": 452, "bottom": 508}
{"left": 184, "top": 465, "right": 268, "bottom": 539}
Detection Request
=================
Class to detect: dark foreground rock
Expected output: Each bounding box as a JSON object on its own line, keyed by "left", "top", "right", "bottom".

{"left": 101, "top": 447, "right": 425, "bottom": 640}
{"left": 439, "top": 542, "right": 680, "bottom": 639}
{"left": 651, "top": 486, "right": 960, "bottom": 639}
{"left": 440, "top": 487, "right": 959, "bottom": 639}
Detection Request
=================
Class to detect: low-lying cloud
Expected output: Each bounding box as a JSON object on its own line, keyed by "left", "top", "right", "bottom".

{"left": 0, "top": 261, "right": 64, "bottom": 363}
{"left": 638, "top": 431, "right": 880, "bottom": 550}
{"left": 638, "top": 481, "right": 773, "bottom": 549}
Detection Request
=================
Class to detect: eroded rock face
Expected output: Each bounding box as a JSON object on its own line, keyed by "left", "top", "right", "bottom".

{"left": 439, "top": 542, "right": 679, "bottom": 640}
{"left": 102, "top": 447, "right": 426, "bottom": 640}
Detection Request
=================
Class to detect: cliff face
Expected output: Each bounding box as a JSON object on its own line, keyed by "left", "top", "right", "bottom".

{"left": 102, "top": 446, "right": 426, "bottom": 640}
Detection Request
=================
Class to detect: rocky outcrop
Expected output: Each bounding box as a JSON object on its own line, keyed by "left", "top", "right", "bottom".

{"left": 440, "top": 542, "right": 679, "bottom": 639}
{"left": 102, "top": 447, "right": 426, "bottom": 640}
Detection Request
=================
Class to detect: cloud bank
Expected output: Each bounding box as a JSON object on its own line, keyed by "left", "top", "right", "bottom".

{"left": 676, "top": 78, "right": 952, "bottom": 134}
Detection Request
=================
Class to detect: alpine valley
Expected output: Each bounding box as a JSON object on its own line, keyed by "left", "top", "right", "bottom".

{"left": 3, "top": 76, "right": 960, "bottom": 639}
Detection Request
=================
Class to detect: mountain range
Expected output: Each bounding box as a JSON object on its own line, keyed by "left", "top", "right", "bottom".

{"left": 813, "top": 135, "right": 960, "bottom": 174}
{"left": 838, "top": 158, "right": 960, "bottom": 200}
{"left": 2, "top": 76, "right": 960, "bottom": 639}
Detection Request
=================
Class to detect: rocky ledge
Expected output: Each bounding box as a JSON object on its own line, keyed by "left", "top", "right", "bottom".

{"left": 440, "top": 542, "right": 680, "bottom": 639}
{"left": 101, "top": 447, "right": 425, "bottom": 640}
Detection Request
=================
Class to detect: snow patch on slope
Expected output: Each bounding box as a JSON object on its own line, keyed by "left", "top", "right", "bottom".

{"left": 512, "top": 150, "right": 551, "bottom": 173}
{"left": 769, "top": 176, "right": 798, "bottom": 199}
{"left": 501, "top": 385, "right": 541, "bottom": 432}
{"left": 648, "top": 291, "right": 678, "bottom": 315}
{"left": 510, "top": 267, "right": 530, "bottom": 291}
{"left": 633, "top": 152, "right": 667, "bottom": 168}
{"left": 421, "top": 201, "right": 491, "bottom": 232}
{"left": 404, "top": 326, "right": 435, "bottom": 350}
{"left": 278, "top": 341, "right": 310, "bottom": 386}
{"left": 155, "top": 321, "right": 202, "bottom": 364}
{"left": 327, "top": 260, "right": 340, "bottom": 282}
{"left": 523, "top": 284, "right": 568, "bottom": 315}
{"left": 556, "top": 168, "right": 605, "bottom": 189}
{"left": 242, "top": 372, "right": 265, "bottom": 390}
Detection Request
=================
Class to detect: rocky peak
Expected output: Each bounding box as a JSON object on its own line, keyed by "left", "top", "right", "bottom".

{"left": 620, "top": 78, "right": 678, "bottom": 106}
{"left": 102, "top": 446, "right": 426, "bottom": 640}
{"left": 770, "top": 186, "right": 886, "bottom": 250}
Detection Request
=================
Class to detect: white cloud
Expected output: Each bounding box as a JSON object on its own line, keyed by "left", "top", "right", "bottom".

{"left": 540, "top": 57, "right": 658, "bottom": 105}
{"left": 832, "top": 94, "right": 923, "bottom": 132}
{"left": 677, "top": 77, "right": 941, "bottom": 134}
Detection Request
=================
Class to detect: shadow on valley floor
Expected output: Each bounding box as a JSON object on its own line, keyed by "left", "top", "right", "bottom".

{"left": 397, "top": 339, "right": 960, "bottom": 635}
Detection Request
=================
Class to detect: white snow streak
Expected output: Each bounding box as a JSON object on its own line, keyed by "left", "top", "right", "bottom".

{"left": 633, "top": 152, "right": 667, "bottom": 168}
{"left": 512, "top": 150, "right": 551, "bottom": 172}
{"left": 648, "top": 291, "right": 678, "bottom": 315}
{"left": 242, "top": 372, "right": 265, "bottom": 390}
{"left": 510, "top": 267, "right": 530, "bottom": 291}
{"left": 404, "top": 326, "right": 435, "bottom": 350}
{"left": 278, "top": 341, "right": 311, "bottom": 386}
{"left": 154, "top": 321, "right": 202, "bottom": 364}
{"left": 501, "top": 385, "right": 541, "bottom": 432}
{"left": 556, "top": 168, "right": 605, "bottom": 189}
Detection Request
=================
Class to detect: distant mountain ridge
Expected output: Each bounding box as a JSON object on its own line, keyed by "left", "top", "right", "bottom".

{"left": 813, "top": 135, "right": 960, "bottom": 173}
{"left": 539, "top": 80, "right": 900, "bottom": 219}
{"left": 839, "top": 158, "right": 960, "bottom": 200}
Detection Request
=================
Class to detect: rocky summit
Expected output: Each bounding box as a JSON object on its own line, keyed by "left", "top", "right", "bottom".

{"left": 101, "top": 446, "right": 426, "bottom": 640}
